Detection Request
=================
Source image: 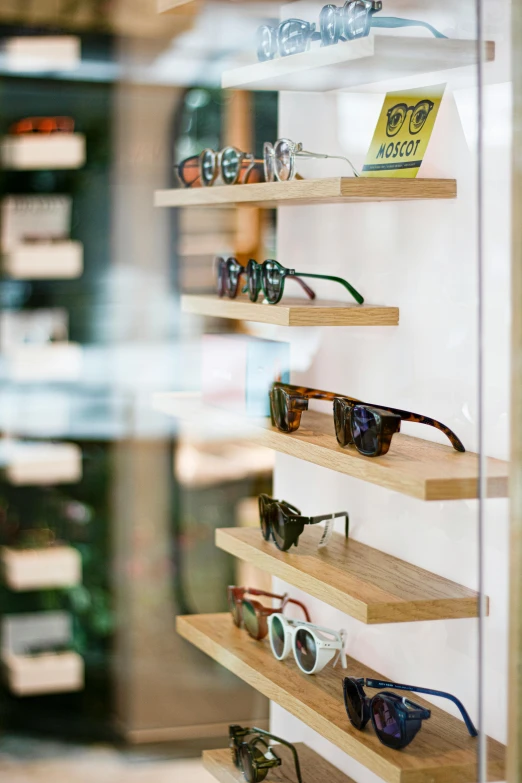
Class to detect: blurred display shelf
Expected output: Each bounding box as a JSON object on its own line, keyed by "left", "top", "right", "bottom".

{"left": 2, "top": 650, "right": 84, "bottom": 696}
{"left": 179, "top": 234, "right": 234, "bottom": 256}
{"left": 1, "top": 545, "right": 81, "bottom": 591}
{"left": 215, "top": 527, "right": 483, "bottom": 624}
{"left": 182, "top": 294, "right": 399, "bottom": 327}
{"left": 155, "top": 177, "right": 457, "bottom": 209}
{"left": 3, "top": 240, "right": 83, "bottom": 279}
{"left": 1, "top": 441, "right": 82, "bottom": 486}
{"left": 4, "top": 342, "right": 83, "bottom": 382}
{"left": 4, "top": 36, "right": 80, "bottom": 72}
{"left": 203, "top": 745, "right": 356, "bottom": 783}
{"left": 176, "top": 440, "right": 274, "bottom": 488}
{"left": 151, "top": 395, "right": 509, "bottom": 500}
{"left": 177, "top": 614, "right": 505, "bottom": 783}
{"left": 222, "top": 38, "right": 495, "bottom": 92}
{"left": 1, "top": 134, "right": 86, "bottom": 170}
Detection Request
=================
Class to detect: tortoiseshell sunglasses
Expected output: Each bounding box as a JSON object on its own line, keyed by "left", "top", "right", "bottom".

{"left": 269, "top": 383, "right": 465, "bottom": 457}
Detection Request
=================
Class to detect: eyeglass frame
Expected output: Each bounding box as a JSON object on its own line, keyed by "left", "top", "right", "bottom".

{"left": 246, "top": 258, "right": 364, "bottom": 305}
{"left": 216, "top": 256, "right": 316, "bottom": 302}
{"left": 264, "top": 138, "right": 359, "bottom": 180}
{"left": 177, "top": 147, "right": 264, "bottom": 188}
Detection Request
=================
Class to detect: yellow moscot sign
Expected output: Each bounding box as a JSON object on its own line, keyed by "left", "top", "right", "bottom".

{"left": 362, "top": 84, "right": 446, "bottom": 178}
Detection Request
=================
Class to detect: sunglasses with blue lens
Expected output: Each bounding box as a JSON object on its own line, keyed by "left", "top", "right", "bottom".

{"left": 343, "top": 677, "right": 478, "bottom": 750}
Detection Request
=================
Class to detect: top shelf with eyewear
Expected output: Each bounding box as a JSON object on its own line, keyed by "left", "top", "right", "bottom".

{"left": 222, "top": 0, "right": 495, "bottom": 94}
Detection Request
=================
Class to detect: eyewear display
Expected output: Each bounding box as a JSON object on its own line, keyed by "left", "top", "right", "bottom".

{"left": 230, "top": 725, "right": 303, "bottom": 783}
{"left": 264, "top": 137, "right": 359, "bottom": 180}
{"left": 343, "top": 677, "right": 477, "bottom": 750}
{"left": 268, "top": 614, "right": 347, "bottom": 675}
{"left": 216, "top": 257, "right": 316, "bottom": 303}
{"left": 217, "top": 256, "right": 364, "bottom": 305}
{"left": 270, "top": 383, "right": 465, "bottom": 457}
{"left": 228, "top": 586, "right": 310, "bottom": 641}
{"left": 177, "top": 146, "right": 264, "bottom": 188}
{"left": 259, "top": 493, "right": 349, "bottom": 551}
{"left": 10, "top": 116, "right": 75, "bottom": 135}
{"left": 257, "top": 0, "right": 446, "bottom": 62}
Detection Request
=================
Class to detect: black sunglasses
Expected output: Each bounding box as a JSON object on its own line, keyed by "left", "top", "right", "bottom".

{"left": 257, "top": 0, "right": 447, "bottom": 61}
{"left": 229, "top": 725, "right": 303, "bottom": 783}
{"left": 343, "top": 677, "right": 477, "bottom": 750}
{"left": 258, "top": 494, "right": 349, "bottom": 551}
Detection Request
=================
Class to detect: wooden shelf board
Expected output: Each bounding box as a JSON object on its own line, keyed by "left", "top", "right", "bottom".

{"left": 151, "top": 396, "right": 509, "bottom": 501}
{"left": 178, "top": 614, "right": 505, "bottom": 783}
{"left": 215, "top": 527, "right": 483, "bottom": 624}
{"left": 203, "top": 744, "right": 356, "bottom": 783}
{"left": 155, "top": 177, "right": 457, "bottom": 209}
{"left": 182, "top": 295, "right": 399, "bottom": 327}
{"left": 222, "top": 38, "right": 495, "bottom": 92}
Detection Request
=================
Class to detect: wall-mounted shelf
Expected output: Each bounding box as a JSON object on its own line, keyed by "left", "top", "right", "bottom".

{"left": 3, "top": 240, "right": 83, "bottom": 279}
{"left": 155, "top": 177, "right": 457, "bottom": 209}
{"left": 182, "top": 295, "right": 399, "bottom": 327}
{"left": 2, "top": 650, "right": 84, "bottom": 696}
{"left": 1, "top": 134, "right": 86, "bottom": 170}
{"left": 222, "top": 37, "right": 495, "bottom": 92}
{"left": 203, "top": 745, "right": 356, "bottom": 783}
{"left": 1, "top": 546, "right": 81, "bottom": 592}
{"left": 4, "top": 342, "right": 82, "bottom": 383}
{"left": 151, "top": 396, "right": 509, "bottom": 501}
{"left": 177, "top": 614, "right": 505, "bottom": 783}
{"left": 1, "top": 441, "right": 82, "bottom": 486}
{"left": 215, "top": 527, "right": 483, "bottom": 624}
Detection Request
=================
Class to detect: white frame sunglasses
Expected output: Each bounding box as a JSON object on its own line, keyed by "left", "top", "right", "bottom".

{"left": 267, "top": 613, "right": 347, "bottom": 675}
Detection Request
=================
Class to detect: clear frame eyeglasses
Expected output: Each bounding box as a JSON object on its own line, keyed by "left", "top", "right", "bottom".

{"left": 264, "top": 137, "right": 359, "bottom": 180}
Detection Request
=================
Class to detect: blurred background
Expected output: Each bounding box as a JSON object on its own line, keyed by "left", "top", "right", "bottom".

{"left": 0, "top": 1, "right": 282, "bottom": 779}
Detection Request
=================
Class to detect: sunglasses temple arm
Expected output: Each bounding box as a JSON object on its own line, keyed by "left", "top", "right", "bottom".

{"left": 293, "top": 272, "right": 364, "bottom": 305}
{"left": 250, "top": 730, "right": 303, "bottom": 783}
{"left": 308, "top": 511, "right": 349, "bottom": 539}
{"left": 297, "top": 149, "right": 360, "bottom": 178}
{"left": 371, "top": 16, "right": 447, "bottom": 38}
{"left": 333, "top": 630, "right": 348, "bottom": 669}
{"left": 282, "top": 596, "right": 311, "bottom": 622}
{"left": 289, "top": 275, "right": 316, "bottom": 299}
{"left": 385, "top": 408, "right": 466, "bottom": 452}
{"left": 364, "top": 680, "right": 478, "bottom": 737}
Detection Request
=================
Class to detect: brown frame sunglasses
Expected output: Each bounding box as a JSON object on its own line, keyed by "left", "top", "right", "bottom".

{"left": 10, "top": 116, "right": 75, "bottom": 135}
{"left": 269, "top": 383, "right": 465, "bottom": 458}
{"left": 228, "top": 585, "right": 311, "bottom": 641}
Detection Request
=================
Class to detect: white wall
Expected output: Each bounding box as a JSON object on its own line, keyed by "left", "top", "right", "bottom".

{"left": 266, "top": 2, "right": 511, "bottom": 778}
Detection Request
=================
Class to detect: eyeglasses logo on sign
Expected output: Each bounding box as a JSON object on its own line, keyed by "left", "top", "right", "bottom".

{"left": 362, "top": 84, "right": 445, "bottom": 178}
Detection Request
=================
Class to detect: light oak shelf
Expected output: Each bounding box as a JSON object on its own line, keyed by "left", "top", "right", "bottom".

{"left": 203, "top": 745, "right": 356, "bottom": 783}
{"left": 182, "top": 294, "right": 399, "bottom": 327}
{"left": 150, "top": 396, "right": 509, "bottom": 501}
{"left": 222, "top": 38, "right": 495, "bottom": 92}
{"left": 216, "top": 527, "right": 484, "bottom": 624}
{"left": 178, "top": 614, "right": 505, "bottom": 783}
{"left": 155, "top": 177, "right": 457, "bottom": 209}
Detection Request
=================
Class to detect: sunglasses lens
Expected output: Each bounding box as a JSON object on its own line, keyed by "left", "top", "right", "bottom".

{"left": 279, "top": 20, "right": 311, "bottom": 56}
{"left": 270, "top": 615, "right": 286, "bottom": 659}
{"left": 344, "top": 678, "right": 364, "bottom": 729}
{"left": 225, "top": 258, "right": 240, "bottom": 298}
{"left": 221, "top": 147, "right": 241, "bottom": 185}
{"left": 200, "top": 150, "right": 215, "bottom": 186}
{"left": 320, "top": 4, "right": 340, "bottom": 44}
{"left": 228, "top": 592, "right": 241, "bottom": 626}
{"left": 271, "top": 505, "right": 288, "bottom": 551}
{"left": 333, "top": 399, "right": 352, "bottom": 447}
{"left": 257, "top": 25, "right": 276, "bottom": 61}
{"left": 352, "top": 405, "right": 380, "bottom": 456}
{"left": 295, "top": 628, "right": 317, "bottom": 673}
{"left": 343, "top": 0, "right": 371, "bottom": 39}
{"left": 410, "top": 101, "right": 432, "bottom": 133}
{"left": 263, "top": 260, "right": 284, "bottom": 303}
{"left": 372, "top": 695, "right": 402, "bottom": 746}
{"left": 238, "top": 745, "right": 255, "bottom": 782}
{"left": 178, "top": 156, "right": 201, "bottom": 187}
{"left": 242, "top": 601, "right": 260, "bottom": 639}
{"left": 259, "top": 496, "right": 270, "bottom": 540}
{"left": 274, "top": 140, "right": 292, "bottom": 182}
{"left": 216, "top": 257, "right": 226, "bottom": 297}
{"left": 246, "top": 259, "right": 259, "bottom": 302}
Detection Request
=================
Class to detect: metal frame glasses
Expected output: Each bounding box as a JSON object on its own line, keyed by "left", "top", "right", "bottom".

{"left": 264, "top": 137, "right": 359, "bottom": 179}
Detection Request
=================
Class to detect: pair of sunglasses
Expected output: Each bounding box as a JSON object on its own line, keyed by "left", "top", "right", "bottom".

{"left": 228, "top": 586, "right": 310, "bottom": 641}
{"left": 10, "top": 116, "right": 75, "bottom": 135}
{"left": 386, "top": 100, "right": 435, "bottom": 137}
{"left": 217, "top": 257, "right": 364, "bottom": 306}
{"left": 343, "top": 677, "right": 477, "bottom": 750}
{"left": 177, "top": 146, "right": 264, "bottom": 188}
{"left": 264, "top": 138, "right": 359, "bottom": 180}
{"left": 229, "top": 725, "right": 303, "bottom": 783}
{"left": 259, "top": 494, "right": 349, "bottom": 552}
{"left": 268, "top": 614, "right": 347, "bottom": 675}
{"left": 257, "top": 0, "right": 446, "bottom": 61}
{"left": 270, "top": 383, "right": 465, "bottom": 457}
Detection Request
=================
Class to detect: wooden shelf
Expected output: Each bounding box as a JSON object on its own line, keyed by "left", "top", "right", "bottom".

{"left": 203, "top": 745, "right": 356, "bottom": 783}
{"left": 151, "top": 397, "right": 509, "bottom": 501}
{"left": 155, "top": 177, "right": 457, "bottom": 209}
{"left": 178, "top": 614, "right": 505, "bottom": 783}
{"left": 3, "top": 241, "right": 83, "bottom": 280}
{"left": 222, "top": 37, "right": 495, "bottom": 92}
{"left": 1, "top": 545, "right": 81, "bottom": 592}
{"left": 182, "top": 294, "right": 399, "bottom": 327}
{"left": 1, "top": 134, "right": 86, "bottom": 170}
{"left": 215, "top": 527, "right": 483, "bottom": 624}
